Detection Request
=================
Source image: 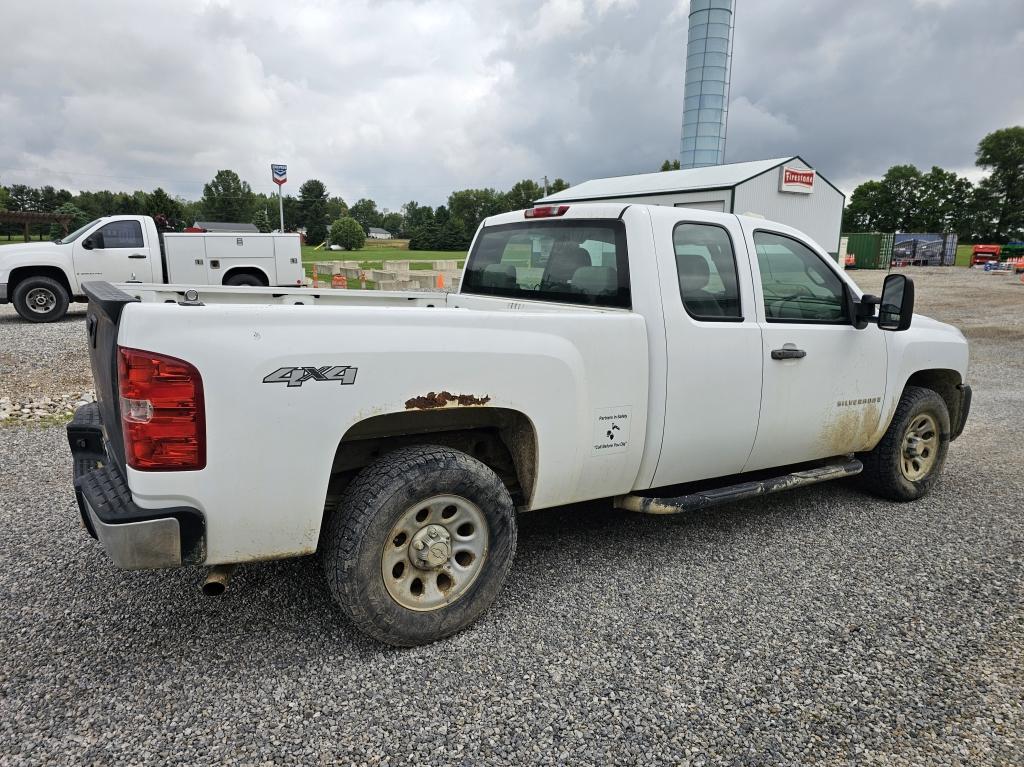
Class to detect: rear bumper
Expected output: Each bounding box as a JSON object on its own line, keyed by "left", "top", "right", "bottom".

{"left": 67, "top": 403, "right": 205, "bottom": 569}
{"left": 951, "top": 383, "right": 972, "bottom": 441}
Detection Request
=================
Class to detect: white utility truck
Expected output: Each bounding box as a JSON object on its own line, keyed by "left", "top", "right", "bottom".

{"left": 0, "top": 215, "right": 303, "bottom": 322}
{"left": 67, "top": 204, "right": 971, "bottom": 646}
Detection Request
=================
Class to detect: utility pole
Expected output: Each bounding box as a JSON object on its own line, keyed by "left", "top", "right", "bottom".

{"left": 543, "top": 175, "right": 549, "bottom": 196}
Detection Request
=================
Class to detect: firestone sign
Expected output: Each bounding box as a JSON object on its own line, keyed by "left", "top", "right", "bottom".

{"left": 779, "top": 166, "right": 815, "bottom": 194}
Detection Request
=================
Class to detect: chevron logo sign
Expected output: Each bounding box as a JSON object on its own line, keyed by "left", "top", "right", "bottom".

{"left": 271, "top": 164, "right": 287, "bottom": 186}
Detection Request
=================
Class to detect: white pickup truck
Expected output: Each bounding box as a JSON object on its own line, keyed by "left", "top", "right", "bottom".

{"left": 0, "top": 214, "right": 303, "bottom": 322}
{"left": 66, "top": 203, "right": 971, "bottom": 646}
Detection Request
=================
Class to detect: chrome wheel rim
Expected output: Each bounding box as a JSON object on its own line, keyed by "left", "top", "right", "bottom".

{"left": 381, "top": 494, "right": 489, "bottom": 612}
{"left": 901, "top": 412, "right": 939, "bottom": 481}
{"left": 25, "top": 287, "right": 57, "bottom": 314}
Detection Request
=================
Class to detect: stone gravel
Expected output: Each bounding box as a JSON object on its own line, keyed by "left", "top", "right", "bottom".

{"left": 1, "top": 268, "right": 1022, "bottom": 765}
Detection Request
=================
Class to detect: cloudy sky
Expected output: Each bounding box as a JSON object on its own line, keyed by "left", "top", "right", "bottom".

{"left": 1, "top": 0, "right": 1021, "bottom": 209}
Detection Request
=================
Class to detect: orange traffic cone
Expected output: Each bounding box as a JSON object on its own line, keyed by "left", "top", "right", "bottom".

{"left": 436, "top": 273, "right": 445, "bottom": 289}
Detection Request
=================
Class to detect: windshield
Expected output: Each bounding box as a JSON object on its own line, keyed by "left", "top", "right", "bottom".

{"left": 462, "top": 219, "right": 630, "bottom": 308}
{"left": 57, "top": 218, "right": 103, "bottom": 244}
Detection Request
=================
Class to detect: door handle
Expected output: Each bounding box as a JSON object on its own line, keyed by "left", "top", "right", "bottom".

{"left": 771, "top": 347, "right": 807, "bottom": 360}
{"left": 128, "top": 253, "right": 147, "bottom": 259}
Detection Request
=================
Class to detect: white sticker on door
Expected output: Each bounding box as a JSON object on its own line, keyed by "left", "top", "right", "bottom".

{"left": 592, "top": 407, "right": 632, "bottom": 455}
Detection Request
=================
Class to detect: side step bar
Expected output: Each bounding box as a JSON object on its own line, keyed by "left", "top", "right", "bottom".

{"left": 615, "top": 458, "right": 863, "bottom": 515}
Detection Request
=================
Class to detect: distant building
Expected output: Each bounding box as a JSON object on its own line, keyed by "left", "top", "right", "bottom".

{"left": 192, "top": 221, "right": 259, "bottom": 233}
{"left": 537, "top": 156, "right": 845, "bottom": 255}
{"left": 368, "top": 227, "right": 393, "bottom": 240}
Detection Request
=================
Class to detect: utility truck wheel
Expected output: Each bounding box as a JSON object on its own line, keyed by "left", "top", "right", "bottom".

{"left": 224, "top": 274, "right": 263, "bottom": 287}
{"left": 857, "top": 386, "right": 950, "bottom": 502}
{"left": 12, "top": 276, "right": 69, "bottom": 323}
{"left": 321, "top": 445, "right": 517, "bottom": 646}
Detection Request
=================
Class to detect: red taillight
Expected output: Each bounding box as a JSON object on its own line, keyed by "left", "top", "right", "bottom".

{"left": 118, "top": 347, "right": 206, "bottom": 471}
{"left": 525, "top": 205, "right": 569, "bottom": 218}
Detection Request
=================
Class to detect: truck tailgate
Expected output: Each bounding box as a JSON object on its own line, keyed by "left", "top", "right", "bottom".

{"left": 81, "top": 281, "right": 138, "bottom": 470}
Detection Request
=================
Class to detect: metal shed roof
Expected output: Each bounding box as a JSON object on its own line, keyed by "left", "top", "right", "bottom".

{"left": 538, "top": 156, "right": 835, "bottom": 203}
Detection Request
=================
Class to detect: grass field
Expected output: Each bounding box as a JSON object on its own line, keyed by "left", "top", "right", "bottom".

{"left": 301, "top": 239, "right": 465, "bottom": 277}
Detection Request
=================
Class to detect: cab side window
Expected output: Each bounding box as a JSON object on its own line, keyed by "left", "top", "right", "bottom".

{"left": 673, "top": 222, "right": 742, "bottom": 320}
{"left": 97, "top": 221, "right": 144, "bottom": 249}
{"left": 753, "top": 231, "right": 846, "bottom": 323}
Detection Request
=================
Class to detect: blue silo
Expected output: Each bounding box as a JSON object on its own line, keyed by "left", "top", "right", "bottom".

{"left": 679, "top": 0, "right": 735, "bottom": 169}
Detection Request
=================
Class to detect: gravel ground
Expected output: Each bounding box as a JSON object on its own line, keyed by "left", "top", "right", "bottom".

{"left": 1, "top": 268, "right": 1022, "bottom": 765}
{"left": 0, "top": 303, "right": 91, "bottom": 402}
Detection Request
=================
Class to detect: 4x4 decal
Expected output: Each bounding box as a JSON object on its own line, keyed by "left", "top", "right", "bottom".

{"left": 263, "top": 366, "right": 358, "bottom": 387}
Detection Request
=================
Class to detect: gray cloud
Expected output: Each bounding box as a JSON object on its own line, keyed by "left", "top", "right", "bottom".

{"left": 0, "top": 0, "right": 1020, "bottom": 209}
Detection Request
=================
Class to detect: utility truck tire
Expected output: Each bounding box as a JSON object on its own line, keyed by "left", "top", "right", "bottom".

{"left": 857, "top": 386, "right": 950, "bottom": 502}
{"left": 12, "top": 276, "right": 69, "bottom": 323}
{"left": 321, "top": 445, "right": 517, "bottom": 646}
{"left": 224, "top": 274, "right": 263, "bottom": 287}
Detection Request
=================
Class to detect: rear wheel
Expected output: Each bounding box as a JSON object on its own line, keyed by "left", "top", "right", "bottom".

{"left": 12, "top": 276, "right": 69, "bottom": 322}
{"left": 857, "top": 386, "right": 950, "bottom": 501}
{"left": 321, "top": 445, "right": 517, "bottom": 646}
{"left": 224, "top": 273, "right": 264, "bottom": 287}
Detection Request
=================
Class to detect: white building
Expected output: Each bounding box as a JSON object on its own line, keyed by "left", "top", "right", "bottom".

{"left": 368, "top": 227, "right": 393, "bottom": 240}
{"left": 536, "top": 156, "right": 845, "bottom": 255}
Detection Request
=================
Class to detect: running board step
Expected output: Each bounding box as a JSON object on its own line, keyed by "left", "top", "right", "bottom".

{"left": 615, "top": 458, "right": 863, "bottom": 515}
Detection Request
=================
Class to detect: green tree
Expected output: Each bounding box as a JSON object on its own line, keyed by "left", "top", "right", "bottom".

{"left": 330, "top": 217, "right": 366, "bottom": 250}
{"left": 38, "top": 185, "right": 73, "bottom": 211}
{"left": 447, "top": 188, "right": 505, "bottom": 245}
{"left": 660, "top": 159, "right": 681, "bottom": 171}
{"left": 505, "top": 179, "right": 544, "bottom": 211}
{"left": 381, "top": 211, "right": 404, "bottom": 236}
{"left": 281, "top": 194, "right": 300, "bottom": 231}
{"left": 6, "top": 184, "right": 40, "bottom": 211}
{"left": 975, "top": 126, "right": 1024, "bottom": 242}
{"left": 201, "top": 169, "right": 255, "bottom": 223}
{"left": 145, "top": 187, "right": 184, "bottom": 226}
{"left": 349, "top": 198, "right": 383, "bottom": 233}
{"left": 252, "top": 208, "right": 272, "bottom": 233}
{"left": 298, "top": 179, "right": 330, "bottom": 245}
{"left": 918, "top": 166, "right": 974, "bottom": 237}
{"left": 326, "top": 195, "right": 348, "bottom": 220}
{"left": 402, "top": 201, "right": 434, "bottom": 233}
{"left": 0, "top": 186, "right": 10, "bottom": 211}
{"left": 48, "top": 202, "right": 90, "bottom": 239}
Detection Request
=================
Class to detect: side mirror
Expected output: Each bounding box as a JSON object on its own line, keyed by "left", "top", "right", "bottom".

{"left": 81, "top": 237, "right": 94, "bottom": 250}
{"left": 852, "top": 294, "right": 879, "bottom": 330}
{"left": 82, "top": 233, "right": 104, "bottom": 250}
{"left": 878, "top": 274, "right": 914, "bottom": 331}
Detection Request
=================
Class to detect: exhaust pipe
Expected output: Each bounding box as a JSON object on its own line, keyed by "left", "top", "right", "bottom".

{"left": 201, "top": 564, "right": 237, "bottom": 596}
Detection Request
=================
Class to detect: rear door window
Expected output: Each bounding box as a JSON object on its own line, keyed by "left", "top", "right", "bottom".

{"left": 673, "top": 223, "right": 742, "bottom": 320}
{"left": 462, "top": 220, "right": 630, "bottom": 308}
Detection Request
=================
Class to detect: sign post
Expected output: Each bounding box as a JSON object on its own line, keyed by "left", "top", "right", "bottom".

{"left": 271, "top": 164, "right": 287, "bottom": 231}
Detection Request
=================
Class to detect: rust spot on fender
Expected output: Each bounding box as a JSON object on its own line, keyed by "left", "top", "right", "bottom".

{"left": 405, "top": 391, "right": 492, "bottom": 410}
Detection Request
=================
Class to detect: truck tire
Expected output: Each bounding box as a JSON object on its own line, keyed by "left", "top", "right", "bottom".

{"left": 224, "top": 273, "right": 264, "bottom": 287}
{"left": 856, "top": 386, "right": 950, "bottom": 502}
{"left": 321, "top": 444, "right": 517, "bottom": 646}
{"left": 12, "top": 276, "right": 70, "bottom": 323}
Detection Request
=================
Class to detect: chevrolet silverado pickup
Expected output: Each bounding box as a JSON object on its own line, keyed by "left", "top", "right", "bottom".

{"left": 0, "top": 215, "right": 303, "bottom": 322}
{"left": 67, "top": 203, "right": 971, "bottom": 646}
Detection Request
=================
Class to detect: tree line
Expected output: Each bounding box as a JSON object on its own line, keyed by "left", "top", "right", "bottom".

{"left": 843, "top": 127, "right": 1023, "bottom": 243}
{"left": 0, "top": 171, "right": 570, "bottom": 251}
